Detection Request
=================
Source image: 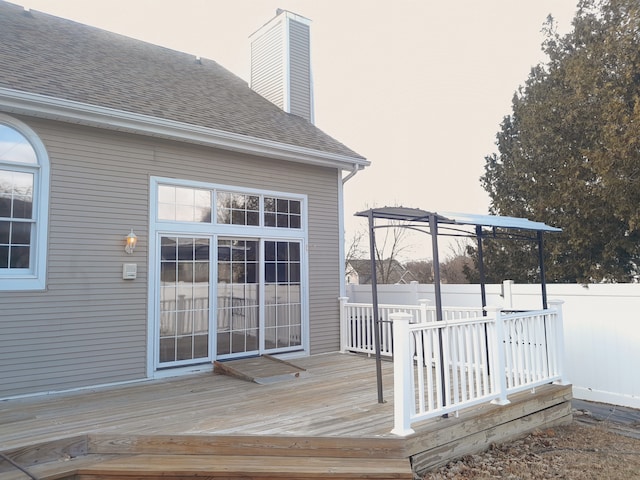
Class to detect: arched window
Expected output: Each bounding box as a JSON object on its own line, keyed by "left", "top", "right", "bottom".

{"left": 0, "top": 114, "right": 49, "bottom": 290}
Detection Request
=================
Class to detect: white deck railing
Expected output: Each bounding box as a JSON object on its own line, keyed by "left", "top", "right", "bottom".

{"left": 390, "top": 301, "right": 565, "bottom": 435}
{"left": 339, "top": 298, "right": 485, "bottom": 356}
{"left": 338, "top": 298, "right": 565, "bottom": 436}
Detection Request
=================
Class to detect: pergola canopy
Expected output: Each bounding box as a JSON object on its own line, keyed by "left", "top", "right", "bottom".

{"left": 355, "top": 207, "right": 562, "bottom": 234}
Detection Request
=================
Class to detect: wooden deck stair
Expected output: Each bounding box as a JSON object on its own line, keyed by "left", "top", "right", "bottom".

{"left": 0, "top": 434, "right": 413, "bottom": 480}
{"left": 73, "top": 454, "right": 413, "bottom": 479}
{"left": 1, "top": 455, "right": 413, "bottom": 480}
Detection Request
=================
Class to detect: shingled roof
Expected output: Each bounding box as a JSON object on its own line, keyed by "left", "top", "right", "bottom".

{"left": 0, "top": 1, "right": 366, "bottom": 166}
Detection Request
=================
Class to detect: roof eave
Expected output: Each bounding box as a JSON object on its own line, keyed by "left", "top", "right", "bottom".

{"left": 0, "top": 87, "right": 369, "bottom": 171}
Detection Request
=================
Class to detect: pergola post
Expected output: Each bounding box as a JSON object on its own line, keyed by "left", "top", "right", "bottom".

{"left": 476, "top": 224, "right": 491, "bottom": 375}
{"left": 476, "top": 224, "right": 487, "bottom": 313}
{"left": 367, "top": 211, "right": 384, "bottom": 404}
{"left": 429, "top": 213, "right": 447, "bottom": 409}
{"left": 537, "top": 231, "right": 548, "bottom": 310}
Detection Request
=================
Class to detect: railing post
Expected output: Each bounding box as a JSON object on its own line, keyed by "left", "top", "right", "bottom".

{"left": 390, "top": 312, "right": 415, "bottom": 436}
{"left": 502, "top": 280, "right": 514, "bottom": 309}
{"left": 486, "top": 306, "right": 510, "bottom": 406}
{"left": 418, "top": 298, "right": 430, "bottom": 323}
{"left": 548, "top": 299, "right": 569, "bottom": 385}
{"left": 339, "top": 297, "right": 349, "bottom": 353}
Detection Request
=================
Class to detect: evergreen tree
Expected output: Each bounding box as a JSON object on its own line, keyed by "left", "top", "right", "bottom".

{"left": 480, "top": 0, "right": 640, "bottom": 283}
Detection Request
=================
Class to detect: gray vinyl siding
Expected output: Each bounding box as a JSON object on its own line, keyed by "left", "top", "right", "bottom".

{"left": 0, "top": 116, "right": 341, "bottom": 399}
{"left": 250, "top": 21, "right": 285, "bottom": 110}
{"left": 288, "top": 20, "right": 312, "bottom": 122}
{"left": 308, "top": 204, "right": 342, "bottom": 354}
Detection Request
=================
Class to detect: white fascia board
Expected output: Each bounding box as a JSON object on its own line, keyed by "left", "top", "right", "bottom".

{"left": 0, "top": 87, "right": 369, "bottom": 170}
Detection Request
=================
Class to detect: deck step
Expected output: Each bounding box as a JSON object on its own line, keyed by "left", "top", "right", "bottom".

{"left": 87, "top": 433, "right": 407, "bottom": 459}
{"left": 74, "top": 454, "right": 413, "bottom": 479}
{"left": 0, "top": 454, "right": 114, "bottom": 480}
{"left": 0, "top": 454, "right": 412, "bottom": 480}
{"left": 0, "top": 450, "right": 414, "bottom": 480}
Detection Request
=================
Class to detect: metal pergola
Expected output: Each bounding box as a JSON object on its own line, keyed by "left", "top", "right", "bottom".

{"left": 354, "top": 207, "right": 562, "bottom": 404}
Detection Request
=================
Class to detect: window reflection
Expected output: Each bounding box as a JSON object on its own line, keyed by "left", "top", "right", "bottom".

{"left": 0, "top": 168, "right": 34, "bottom": 270}
{"left": 264, "top": 197, "right": 301, "bottom": 229}
{"left": 216, "top": 191, "right": 260, "bottom": 226}
{"left": 158, "top": 184, "right": 302, "bottom": 230}
{"left": 264, "top": 240, "right": 302, "bottom": 351}
{"left": 159, "top": 236, "right": 210, "bottom": 364}
{"left": 158, "top": 185, "right": 211, "bottom": 222}
{"left": 216, "top": 239, "right": 260, "bottom": 356}
{"left": 0, "top": 124, "right": 37, "bottom": 164}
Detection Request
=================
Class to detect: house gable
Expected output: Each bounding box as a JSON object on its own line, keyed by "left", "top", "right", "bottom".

{"left": 0, "top": 1, "right": 367, "bottom": 169}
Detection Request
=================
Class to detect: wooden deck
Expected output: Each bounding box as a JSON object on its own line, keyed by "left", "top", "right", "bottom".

{"left": 0, "top": 353, "right": 572, "bottom": 479}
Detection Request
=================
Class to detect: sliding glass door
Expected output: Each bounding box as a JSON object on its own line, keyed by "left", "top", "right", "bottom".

{"left": 158, "top": 236, "right": 211, "bottom": 366}
{"left": 264, "top": 240, "right": 302, "bottom": 351}
{"left": 216, "top": 238, "right": 302, "bottom": 358}
{"left": 216, "top": 239, "right": 259, "bottom": 356}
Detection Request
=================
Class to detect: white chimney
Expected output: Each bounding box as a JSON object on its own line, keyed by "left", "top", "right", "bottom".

{"left": 250, "top": 9, "right": 314, "bottom": 124}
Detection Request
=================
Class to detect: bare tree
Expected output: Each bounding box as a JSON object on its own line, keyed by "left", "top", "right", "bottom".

{"left": 345, "top": 229, "right": 365, "bottom": 267}
{"left": 373, "top": 220, "right": 413, "bottom": 284}
{"left": 403, "top": 260, "right": 434, "bottom": 284}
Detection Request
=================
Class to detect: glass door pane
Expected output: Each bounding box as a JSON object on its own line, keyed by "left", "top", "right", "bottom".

{"left": 159, "top": 236, "right": 210, "bottom": 366}
{"left": 216, "top": 239, "right": 259, "bottom": 357}
{"left": 264, "top": 241, "right": 302, "bottom": 351}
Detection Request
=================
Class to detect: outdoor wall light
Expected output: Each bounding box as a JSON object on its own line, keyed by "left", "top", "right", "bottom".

{"left": 125, "top": 229, "right": 138, "bottom": 254}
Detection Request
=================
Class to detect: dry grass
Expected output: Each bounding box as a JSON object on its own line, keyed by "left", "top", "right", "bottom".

{"left": 423, "top": 422, "right": 640, "bottom": 479}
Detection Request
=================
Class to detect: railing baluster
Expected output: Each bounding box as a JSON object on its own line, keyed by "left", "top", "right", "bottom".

{"left": 415, "top": 329, "right": 426, "bottom": 415}
{"left": 459, "top": 325, "right": 465, "bottom": 401}
{"left": 465, "top": 324, "right": 475, "bottom": 400}
{"left": 536, "top": 315, "right": 544, "bottom": 380}
{"left": 425, "top": 329, "right": 436, "bottom": 410}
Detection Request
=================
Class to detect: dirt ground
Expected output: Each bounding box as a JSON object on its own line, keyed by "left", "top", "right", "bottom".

{"left": 423, "top": 401, "right": 640, "bottom": 479}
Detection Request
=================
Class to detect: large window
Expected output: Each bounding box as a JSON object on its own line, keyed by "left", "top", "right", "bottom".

{"left": 151, "top": 178, "right": 307, "bottom": 366}
{"left": 156, "top": 182, "right": 302, "bottom": 230}
{"left": 0, "top": 115, "right": 49, "bottom": 290}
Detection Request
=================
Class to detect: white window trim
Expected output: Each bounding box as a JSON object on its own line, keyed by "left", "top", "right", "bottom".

{"left": 146, "top": 176, "right": 309, "bottom": 377}
{"left": 0, "top": 114, "right": 49, "bottom": 291}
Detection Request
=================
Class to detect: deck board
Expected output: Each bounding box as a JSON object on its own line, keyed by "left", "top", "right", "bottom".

{"left": 0, "top": 353, "right": 571, "bottom": 478}
{"left": 0, "top": 354, "right": 397, "bottom": 448}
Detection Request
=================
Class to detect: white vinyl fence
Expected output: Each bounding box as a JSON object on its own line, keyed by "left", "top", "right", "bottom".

{"left": 346, "top": 281, "right": 640, "bottom": 409}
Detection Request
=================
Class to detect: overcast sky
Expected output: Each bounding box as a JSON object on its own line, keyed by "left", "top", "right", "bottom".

{"left": 20, "top": 0, "right": 578, "bottom": 257}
